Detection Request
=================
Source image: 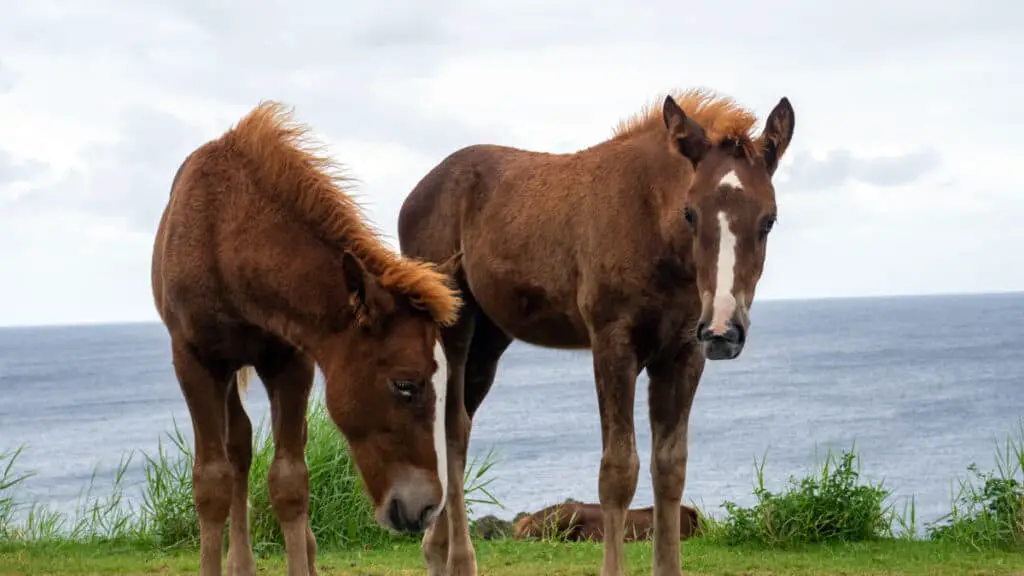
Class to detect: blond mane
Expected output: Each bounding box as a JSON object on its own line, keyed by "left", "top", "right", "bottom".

{"left": 612, "top": 88, "right": 763, "bottom": 153}
{"left": 222, "top": 101, "right": 461, "bottom": 326}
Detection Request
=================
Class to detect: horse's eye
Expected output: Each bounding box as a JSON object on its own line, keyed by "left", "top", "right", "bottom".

{"left": 684, "top": 208, "right": 697, "bottom": 229}
{"left": 761, "top": 215, "right": 777, "bottom": 235}
{"left": 390, "top": 379, "right": 420, "bottom": 399}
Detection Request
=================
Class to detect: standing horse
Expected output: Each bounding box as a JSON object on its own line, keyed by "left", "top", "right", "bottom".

{"left": 397, "top": 88, "right": 795, "bottom": 576}
{"left": 151, "top": 101, "right": 462, "bottom": 576}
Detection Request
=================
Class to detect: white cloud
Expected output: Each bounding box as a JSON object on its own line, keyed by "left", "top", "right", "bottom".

{"left": 0, "top": 211, "right": 154, "bottom": 327}
{"left": 0, "top": 0, "right": 1020, "bottom": 326}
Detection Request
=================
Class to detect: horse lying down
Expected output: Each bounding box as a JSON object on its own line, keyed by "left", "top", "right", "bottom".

{"left": 512, "top": 500, "right": 702, "bottom": 542}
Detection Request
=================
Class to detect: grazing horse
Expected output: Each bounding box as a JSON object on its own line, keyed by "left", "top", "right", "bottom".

{"left": 397, "top": 88, "right": 795, "bottom": 576}
{"left": 151, "top": 101, "right": 462, "bottom": 576}
{"left": 512, "top": 501, "right": 702, "bottom": 543}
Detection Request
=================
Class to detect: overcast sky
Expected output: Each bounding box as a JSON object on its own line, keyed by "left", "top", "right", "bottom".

{"left": 0, "top": 0, "right": 1021, "bottom": 327}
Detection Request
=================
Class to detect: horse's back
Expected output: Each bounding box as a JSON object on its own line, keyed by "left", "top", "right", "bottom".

{"left": 399, "top": 143, "right": 594, "bottom": 347}
{"left": 153, "top": 131, "right": 360, "bottom": 364}
{"left": 399, "top": 144, "right": 515, "bottom": 261}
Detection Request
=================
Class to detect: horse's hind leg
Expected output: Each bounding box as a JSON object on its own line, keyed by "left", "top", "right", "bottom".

{"left": 225, "top": 373, "right": 256, "bottom": 576}
{"left": 257, "top": 348, "right": 318, "bottom": 576}
{"left": 463, "top": 312, "right": 512, "bottom": 421}
{"left": 171, "top": 339, "right": 233, "bottom": 576}
{"left": 645, "top": 340, "right": 703, "bottom": 576}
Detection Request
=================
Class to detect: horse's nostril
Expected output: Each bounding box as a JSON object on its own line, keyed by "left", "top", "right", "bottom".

{"left": 732, "top": 322, "right": 746, "bottom": 344}
{"left": 387, "top": 498, "right": 406, "bottom": 531}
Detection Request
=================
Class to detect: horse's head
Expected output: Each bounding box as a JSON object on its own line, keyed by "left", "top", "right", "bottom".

{"left": 661, "top": 94, "right": 795, "bottom": 360}
{"left": 320, "top": 251, "right": 460, "bottom": 533}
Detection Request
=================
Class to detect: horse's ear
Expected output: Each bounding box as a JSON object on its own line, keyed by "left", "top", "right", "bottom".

{"left": 663, "top": 95, "right": 709, "bottom": 167}
{"left": 759, "top": 97, "right": 795, "bottom": 177}
{"left": 341, "top": 251, "right": 394, "bottom": 329}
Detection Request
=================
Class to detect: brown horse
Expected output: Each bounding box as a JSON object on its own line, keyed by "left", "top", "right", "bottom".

{"left": 397, "top": 88, "right": 795, "bottom": 576}
{"left": 151, "top": 101, "right": 462, "bottom": 576}
{"left": 512, "top": 501, "right": 702, "bottom": 543}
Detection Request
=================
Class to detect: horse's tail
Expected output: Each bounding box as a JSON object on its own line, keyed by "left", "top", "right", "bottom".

{"left": 234, "top": 366, "right": 256, "bottom": 399}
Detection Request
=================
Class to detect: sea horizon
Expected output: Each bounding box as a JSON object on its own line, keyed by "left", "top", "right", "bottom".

{"left": 1, "top": 290, "right": 1022, "bottom": 534}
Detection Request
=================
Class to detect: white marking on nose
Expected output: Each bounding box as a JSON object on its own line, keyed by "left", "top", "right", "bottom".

{"left": 719, "top": 169, "right": 742, "bottom": 190}
{"left": 430, "top": 340, "right": 449, "bottom": 512}
{"left": 710, "top": 211, "right": 738, "bottom": 335}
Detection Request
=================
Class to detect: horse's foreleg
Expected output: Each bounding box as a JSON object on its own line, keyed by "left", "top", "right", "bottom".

{"left": 225, "top": 373, "right": 256, "bottom": 576}
{"left": 427, "top": 304, "right": 477, "bottom": 576}
{"left": 646, "top": 340, "right": 704, "bottom": 576}
{"left": 259, "top": 353, "right": 318, "bottom": 576}
{"left": 445, "top": 311, "right": 513, "bottom": 575}
{"left": 591, "top": 330, "right": 641, "bottom": 576}
{"left": 422, "top": 507, "right": 451, "bottom": 576}
{"left": 171, "top": 340, "right": 233, "bottom": 576}
{"left": 441, "top": 401, "right": 475, "bottom": 576}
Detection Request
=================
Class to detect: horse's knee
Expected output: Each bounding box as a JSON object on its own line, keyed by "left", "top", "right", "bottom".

{"left": 598, "top": 440, "right": 640, "bottom": 507}
{"left": 651, "top": 438, "right": 688, "bottom": 497}
{"left": 193, "top": 459, "right": 234, "bottom": 520}
{"left": 423, "top": 532, "right": 447, "bottom": 559}
{"left": 268, "top": 457, "right": 310, "bottom": 523}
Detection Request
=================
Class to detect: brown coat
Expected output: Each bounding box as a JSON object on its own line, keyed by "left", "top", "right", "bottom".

{"left": 513, "top": 502, "right": 702, "bottom": 543}
{"left": 397, "top": 88, "right": 795, "bottom": 576}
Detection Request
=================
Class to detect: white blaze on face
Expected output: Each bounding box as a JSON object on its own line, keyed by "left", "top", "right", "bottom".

{"left": 720, "top": 169, "right": 742, "bottom": 189}
{"left": 711, "top": 210, "right": 738, "bottom": 335}
{"left": 430, "top": 340, "right": 449, "bottom": 512}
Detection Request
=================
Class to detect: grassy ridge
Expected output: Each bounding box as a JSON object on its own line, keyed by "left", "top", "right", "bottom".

{"left": 0, "top": 398, "right": 1021, "bottom": 572}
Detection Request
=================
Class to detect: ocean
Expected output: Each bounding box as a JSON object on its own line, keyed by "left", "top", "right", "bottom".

{"left": 1, "top": 292, "right": 1022, "bottom": 534}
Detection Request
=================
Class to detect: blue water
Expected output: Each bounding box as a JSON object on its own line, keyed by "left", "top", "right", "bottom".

{"left": 1, "top": 293, "right": 1022, "bottom": 534}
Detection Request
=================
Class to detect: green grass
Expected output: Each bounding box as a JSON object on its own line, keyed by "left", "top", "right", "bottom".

{"left": 926, "top": 419, "right": 1024, "bottom": 549}
{"left": 2, "top": 538, "right": 1022, "bottom": 575}
{"left": 0, "top": 397, "right": 500, "bottom": 551}
{"left": 0, "top": 397, "right": 1021, "bottom": 574}
{"left": 703, "top": 446, "right": 902, "bottom": 547}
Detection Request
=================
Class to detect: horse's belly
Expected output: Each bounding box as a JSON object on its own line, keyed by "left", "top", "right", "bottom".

{"left": 464, "top": 259, "right": 591, "bottom": 349}
{"left": 492, "top": 307, "right": 591, "bottom": 349}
